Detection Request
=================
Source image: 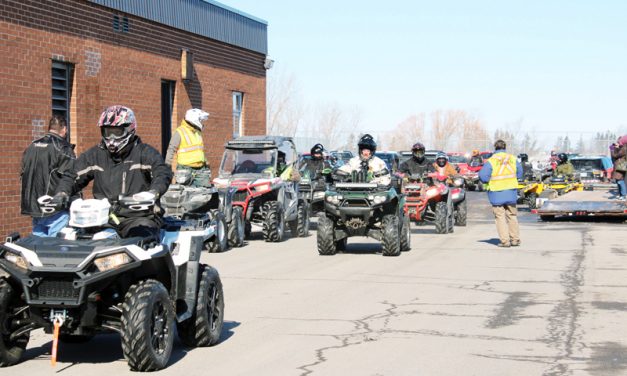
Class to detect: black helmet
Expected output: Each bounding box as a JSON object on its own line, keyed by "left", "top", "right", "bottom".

{"left": 518, "top": 153, "right": 529, "bottom": 163}
{"left": 310, "top": 143, "right": 324, "bottom": 159}
{"left": 411, "top": 142, "right": 425, "bottom": 152}
{"left": 558, "top": 153, "right": 568, "bottom": 164}
{"left": 358, "top": 134, "right": 377, "bottom": 154}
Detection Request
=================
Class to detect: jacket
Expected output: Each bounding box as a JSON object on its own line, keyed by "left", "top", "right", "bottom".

{"left": 165, "top": 120, "right": 206, "bottom": 168}
{"left": 399, "top": 157, "right": 434, "bottom": 176}
{"left": 21, "top": 132, "right": 76, "bottom": 217}
{"left": 554, "top": 162, "right": 574, "bottom": 178}
{"left": 299, "top": 158, "right": 331, "bottom": 179}
{"left": 339, "top": 156, "right": 391, "bottom": 185}
{"left": 479, "top": 150, "right": 523, "bottom": 205}
{"left": 57, "top": 137, "right": 172, "bottom": 207}
{"left": 610, "top": 143, "right": 626, "bottom": 179}
{"left": 432, "top": 162, "right": 457, "bottom": 178}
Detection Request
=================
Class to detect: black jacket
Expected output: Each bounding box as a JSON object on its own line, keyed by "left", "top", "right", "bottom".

{"left": 299, "top": 158, "right": 331, "bottom": 178}
{"left": 399, "top": 157, "right": 434, "bottom": 176}
{"left": 57, "top": 137, "right": 172, "bottom": 206}
{"left": 21, "top": 132, "right": 75, "bottom": 217}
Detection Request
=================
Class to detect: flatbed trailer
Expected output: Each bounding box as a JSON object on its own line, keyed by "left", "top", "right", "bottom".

{"left": 532, "top": 190, "right": 627, "bottom": 220}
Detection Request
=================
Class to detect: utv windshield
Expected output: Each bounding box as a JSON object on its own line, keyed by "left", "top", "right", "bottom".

{"left": 219, "top": 148, "right": 277, "bottom": 177}
{"left": 571, "top": 159, "right": 604, "bottom": 171}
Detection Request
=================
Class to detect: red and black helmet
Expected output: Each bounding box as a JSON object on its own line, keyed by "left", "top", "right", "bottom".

{"left": 98, "top": 105, "right": 137, "bottom": 154}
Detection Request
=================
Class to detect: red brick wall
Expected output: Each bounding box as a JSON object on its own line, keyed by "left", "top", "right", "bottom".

{"left": 0, "top": 0, "right": 266, "bottom": 235}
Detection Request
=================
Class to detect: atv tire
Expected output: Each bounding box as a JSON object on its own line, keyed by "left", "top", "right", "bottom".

{"left": 455, "top": 199, "right": 467, "bottom": 226}
{"left": 207, "top": 210, "right": 228, "bottom": 253}
{"left": 294, "top": 201, "right": 309, "bottom": 237}
{"left": 317, "top": 213, "right": 337, "bottom": 255}
{"left": 244, "top": 221, "right": 252, "bottom": 238}
{"left": 381, "top": 215, "right": 401, "bottom": 256}
{"left": 434, "top": 201, "right": 449, "bottom": 234}
{"left": 0, "top": 279, "right": 29, "bottom": 367}
{"left": 400, "top": 214, "right": 411, "bottom": 252}
{"left": 228, "top": 206, "right": 245, "bottom": 248}
{"left": 177, "top": 265, "right": 225, "bottom": 347}
{"left": 121, "top": 279, "right": 174, "bottom": 372}
{"left": 262, "top": 201, "right": 285, "bottom": 242}
{"left": 526, "top": 193, "right": 538, "bottom": 209}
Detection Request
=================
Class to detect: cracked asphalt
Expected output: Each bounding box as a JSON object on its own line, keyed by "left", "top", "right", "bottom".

{"left": 10, "top": 192, "right": 627, "bottom": 375}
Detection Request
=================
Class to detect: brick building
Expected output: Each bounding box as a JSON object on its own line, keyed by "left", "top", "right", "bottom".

{"left": 0, "top": 0, "right": 268, "bottom": 235}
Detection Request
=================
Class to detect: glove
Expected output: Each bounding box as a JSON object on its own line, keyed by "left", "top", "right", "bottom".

{"left": 132, "top": 190, "right": 157, "bottom": 201}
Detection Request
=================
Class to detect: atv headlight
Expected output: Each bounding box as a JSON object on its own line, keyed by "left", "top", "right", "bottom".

{"left": 93, "top": 252, "right": 132, "bottom": 272}
{"left": 453, "top": 178, "right": 464, "bottom": 187}
{"left": 369, "top": 195, "right": 387, "bottom": 204}
{"left": 326, "top": 195, "right": 341, "bottom": 205}
{"left": 2, "top": 250, "right": 28, "bottom": 270}
{"left": 314, "top": 191, "right": 325, "bottom": 199}
{"left": 255, "top": 183, "right": 271, "bottom": 192}
{"left": 426, "top": 187, "right": 439, "bottom": 198}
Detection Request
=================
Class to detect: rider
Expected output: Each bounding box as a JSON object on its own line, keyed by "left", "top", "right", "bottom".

{"left": 55, "top": 105, "right": 173, "bottom": 238}
{"left": 432, "top": 152, "right": 457, "bottom": 182}
{"left": 469, "top": 149, "right": 483, "bottom": 166}
{"left": 300, "top": 143, "right": 332, "bottom": 179}
{"left": 399, "top": 142, "right": 434, "bottom": 177}
{"left": 274, "top": 151, "right": 300, "bottom": 182}
{"left": 518, "top": 153, "right": 534, "bottom": 181}
{"left": 338, "top": 134, "right": 390, "bottom": 185}
{"left": 165, "top": 108, "right": 210, "bottom": 186}
{"left": 553, "top": 153, "right": 574, "bottom": 179}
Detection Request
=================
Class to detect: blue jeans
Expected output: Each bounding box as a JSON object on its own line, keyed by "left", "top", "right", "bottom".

{"left": 617, "top": 180, "right": 626, "bottom": 197}
{"left": 32, "top": 211, "right": 69, "bottom": 237}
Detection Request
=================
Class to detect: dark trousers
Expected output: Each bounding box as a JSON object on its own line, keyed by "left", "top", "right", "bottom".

{"left": 116, "top": 216, "right": 162, "bottom": 239}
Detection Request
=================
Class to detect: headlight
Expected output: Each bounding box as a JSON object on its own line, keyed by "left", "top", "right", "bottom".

{"left": 454, "top": 178, "right": 464, "bottom": 187}
{"left": 255, "top": 183, "right": 271, "bottom": 192}
{"left": 426, "top": 188, "right": 439, "bottom": 198}
{"left": 314, "top": 192, "right": 325, "bottom": 199}
{"left": 326, "top": 195, "right": 341, "bottom": 205}
{"left": 93, "top": 252, "right": 132, "bottom": 272}
{"left": 3, "top": 251, "right": 28, "bottom": 270}
{"left": 373, "top": 195, "right": 387, "bottom": 204}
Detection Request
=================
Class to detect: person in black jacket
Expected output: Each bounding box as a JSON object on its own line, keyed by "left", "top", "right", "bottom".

{"left": 399, "top": 142, "right": 434, "bottom": 177}
{"left": 299, "top": 143, "right": 332, "bottom": 179}
{"left": 21, "top": 115, "right": 76, "bottom": 237}
{"left": 55, "top": 105, "right": 172, "bottom": 238}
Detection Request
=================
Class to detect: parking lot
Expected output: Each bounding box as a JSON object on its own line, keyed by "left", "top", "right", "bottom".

{"left": 8, "top": 192, "right": 626, "bottom": 375}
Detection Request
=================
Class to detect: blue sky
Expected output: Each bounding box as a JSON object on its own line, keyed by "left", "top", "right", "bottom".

{"left": 226, "top": 0, "right": 627, "bottom": 135}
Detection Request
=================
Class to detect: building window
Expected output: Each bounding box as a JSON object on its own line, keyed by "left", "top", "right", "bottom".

{"left": 52, "top": 61, "right": 73, "bottom": 137}
{"left": 232, "top": 91, "right": 244, "bottom": 138}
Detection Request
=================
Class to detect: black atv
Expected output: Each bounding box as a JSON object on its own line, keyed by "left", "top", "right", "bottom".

{"left": 298, "top": 168, "right": 330, "bottom": 216}
{"left": 317, "top": 170, "right": 411, "bottom": 256}
{"left": 161, "top": 168, "right": 244, "bottom": 251}
{"left": 0, "top": 195, "right": 224, "bottom": 371}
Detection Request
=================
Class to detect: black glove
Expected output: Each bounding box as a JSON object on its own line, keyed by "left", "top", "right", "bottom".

{"left": 48, "top": 192, "right": 69, "bottom": 210}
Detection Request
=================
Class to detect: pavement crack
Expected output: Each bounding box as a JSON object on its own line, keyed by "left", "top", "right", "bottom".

{"left": 542, "top": 229, "right": 590, "bottom": 376}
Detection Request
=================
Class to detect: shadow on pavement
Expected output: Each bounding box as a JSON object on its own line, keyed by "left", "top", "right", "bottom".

{"left": 478, "top": 238, "right": 501, "bottom": 246}
{"left": 220, "top": 320, "right": 240, "bottom": 342}
{"left": 341, "top": 242, "right": 381, "bottom": 255}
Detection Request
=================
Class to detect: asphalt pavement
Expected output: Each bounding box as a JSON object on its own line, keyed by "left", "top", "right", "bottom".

{"left": 9, "top": 192, "right": 627, "bottom": 376}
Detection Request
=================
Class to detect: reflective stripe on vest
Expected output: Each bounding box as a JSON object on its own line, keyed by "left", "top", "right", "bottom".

{"left": 176, "top": 123, "right": 205, "bottom": 167}
{"left": 487, "top": 153, "right": 517, "bottom": 191}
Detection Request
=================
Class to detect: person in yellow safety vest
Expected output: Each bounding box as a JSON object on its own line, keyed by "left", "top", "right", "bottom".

{"left": 478, "top": 139, "right": 523, "bottom": 248}
{"left": 165, "top": 108, "right": 210, "bottom": 186}
{"left": 264, "top": 151, "right": 301, "bottom": 182}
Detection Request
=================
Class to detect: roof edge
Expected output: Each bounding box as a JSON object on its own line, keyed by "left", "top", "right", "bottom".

{"left": 202, "top": 0, "right": 268, "bottom": 25}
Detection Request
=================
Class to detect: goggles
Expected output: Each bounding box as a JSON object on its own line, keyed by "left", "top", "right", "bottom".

{"left": 101, "top": 126, "right": 129, "bottom": 140}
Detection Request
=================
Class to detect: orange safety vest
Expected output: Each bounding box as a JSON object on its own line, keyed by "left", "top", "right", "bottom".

{"left": 487, "top": 153, "right": 517, "bottom": 191}
{"left": 175, "top": 121, "right": 205, "bottom": 168}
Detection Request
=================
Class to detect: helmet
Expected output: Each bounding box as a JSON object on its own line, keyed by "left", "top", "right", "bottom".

{"left": 411, "top": 142, "right": 425, "bottom": 152}
{"left": 185, "top": 108, "right": 209, "bottom": 130}
{"left": 357, "top": 134, "right": 377, "bottom": 160}
{"left": 435, "top": 152, "right": 448, "bottom": 167}
{"left": 558, "top": 153, "right": 568, "bottom": 164}
{"left": 98, "top": 105, "right": 137, "bottom": 154}
{"left": 310, "top": 143, "right": 324, "bottom": 159}
{"left": 472, "top": 149, "right": 480, "bottom": 157}
{"left": 518, "top": 153, "right": 529, "bottom": 163}
{"left": 550, "top": 150, "right": 557, "bottom": 157}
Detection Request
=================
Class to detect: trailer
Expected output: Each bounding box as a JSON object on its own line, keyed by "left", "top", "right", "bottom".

{"left": 532, "top": 190, "right": 627, "bottom": 220}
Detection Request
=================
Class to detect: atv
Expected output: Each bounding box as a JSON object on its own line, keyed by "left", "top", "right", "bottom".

{"left": 516, "top": 178, "right": 544, "bottom": 209}
{"left": 213, "top": 136, "right": 309, "bottom": 242}
{"left": 0, "top": 195, "right": 224, "bottom": 371}
{"left": 402, "top": 173, "right": 466, "bottom": 234}
{"left": 317, "top": 169, "right": 411, "bottom": 256}
{"left": 161, "top": 168, "right": 244, "bottom": 251}
{"left": 463, "top": 161, "right": 485, "bottom": 191}
{"left": 298, "top": 168, "right": 331, "bottom": 216}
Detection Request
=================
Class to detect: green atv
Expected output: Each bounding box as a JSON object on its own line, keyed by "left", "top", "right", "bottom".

{"left": 317, "top": 170, "right": 411, "bottom": 256}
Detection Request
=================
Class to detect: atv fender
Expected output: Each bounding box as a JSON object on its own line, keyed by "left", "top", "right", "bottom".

{"left": 174, "top": 235, "right": 203, "bottom": 322}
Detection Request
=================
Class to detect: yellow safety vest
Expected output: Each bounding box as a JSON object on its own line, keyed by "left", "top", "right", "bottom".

{"left": 175, "top": 121, "right": 205, "bottom": 168}
{"left": 487, "top": 153, "right": 517, "bottom": 191}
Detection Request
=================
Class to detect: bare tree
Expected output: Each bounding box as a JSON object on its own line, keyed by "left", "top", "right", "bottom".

{"left": 382, "top": 114, "right": 426, "bottom": 151}
{"left": 266, "top": 68, "right": 304, "bottom": 137}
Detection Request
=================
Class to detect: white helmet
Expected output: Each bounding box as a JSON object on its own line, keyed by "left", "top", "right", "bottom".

{"left": 185, "top": 108, "right": 209, "bottom": 130}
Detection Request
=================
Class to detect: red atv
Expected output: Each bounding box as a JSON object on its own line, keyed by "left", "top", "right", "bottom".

{"left": 402, "top": 172, "right": 467, "bottom": 234}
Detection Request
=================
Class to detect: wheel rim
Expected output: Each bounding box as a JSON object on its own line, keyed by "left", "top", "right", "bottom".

{"left": 207, "top": 284, "right": 221, "bottom": 332}
{"left": 150, "top": 300, "right": 169, "bottom": 354}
